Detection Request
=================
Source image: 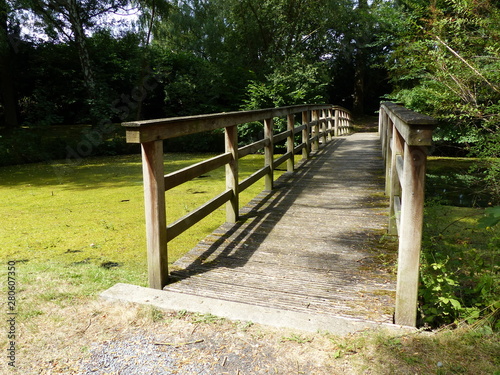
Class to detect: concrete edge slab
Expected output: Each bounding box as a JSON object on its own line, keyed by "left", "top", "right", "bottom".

{"left": 100, "top": 283, "right": 415, "bottom": 336}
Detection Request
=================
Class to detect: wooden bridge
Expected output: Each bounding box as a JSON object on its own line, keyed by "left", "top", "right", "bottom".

{"left": 103, "top": 103, "right": 437, "bottom": 332}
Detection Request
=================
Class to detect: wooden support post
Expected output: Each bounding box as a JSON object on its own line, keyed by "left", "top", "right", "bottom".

{"left": 320, "top": 110, "right": 327, "bottom": 144}
{"left": 225, "top": 125, "right": 239, "bottom": 223}
{"left": 312, "top": 110, "right": 320, "bottom": 151}
{"left": 395, "top": 144, "right": 427, "bottom": 327}
{"left": 378, "top": 107, "right": 384, "bottom": 141}
{"left": 384, "top": 116, "right": 393, "bottom": 196}
{"left": 287, "top": 114, "right": 295, "bottom": 172}
{"left": 141, "top": 140, "right": 168, "bottom": 289}
{"left": 264, "top": 118, "right": 274, "bottom": 190}
{"left": 334, "top": 109, "right": 339, "bottom": 137}
{"left": 388, "top": 126, "right": 403, "bottom": 235}
{"left": 342, "top": 111, "right": 347, "bottom": 135}
{"left": 379, "top": 109, "right": 386, "bottom": 157}
{"left": 327, "top": 109, "right": 333, "bottom": 141}
{"left": 302, "top": 111, "right": 310, "bottom": 159}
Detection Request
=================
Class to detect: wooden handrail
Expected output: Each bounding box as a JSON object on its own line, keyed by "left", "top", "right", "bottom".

{"left": 379, "top": 102, "right": 437, "bottom": 327}
{"left": 124, "top": 104, "right": 353, "bottom": 289}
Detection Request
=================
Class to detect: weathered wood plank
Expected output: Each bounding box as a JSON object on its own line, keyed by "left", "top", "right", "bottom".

{"left": 395, "top": 144, "right": 427, "bottom": 326}
{"left": 238, "top": 166, "right": 270, "bottom": 192}
{"left": 273, "top": 129, "right": 292, "bottom": 144}
{"left": 164, "top": 153, "right": 232, "bottom": 191}
{"left": 238, "top": 138, "right": 269, "bottom": 158}
{"left": 287, "top": 114, "right": 295, "bottom": 172}
{"left": 141, "top": 140, "right": 168, "bottom": 289}
{"left": 381, "top": 102, "right": 437, "bottom": 146}
{"left": 264, "top": 118, "right": 274, "bottom": 191}
{"left": 124, "top": 104, "right": 334, "bottom": 143}
{"left": 166, "top": 133, "right": 396, "bottom": 324}
{"left": 166, "top": 190, "right": 233, "bottom": 242}
{"left": 225, "top": 125, "right": 238, "bottom": 223}
{"left": 273, "top": 152, "right": 292, "bottom": 169}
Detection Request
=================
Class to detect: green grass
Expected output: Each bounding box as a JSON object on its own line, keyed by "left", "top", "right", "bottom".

{"left": 0, "top": 153, "right": 283, "bottom": 300}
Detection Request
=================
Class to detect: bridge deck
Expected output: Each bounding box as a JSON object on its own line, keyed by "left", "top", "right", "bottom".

{"left": 165, "top": 132, "right": 397, "bottom": 326}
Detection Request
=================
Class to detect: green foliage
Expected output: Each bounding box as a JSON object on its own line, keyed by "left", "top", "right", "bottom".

{"left": 479, "top": 206, "right": 500, "bottom": 228}
{"left": 243, "top": 57, "right": 328, "bottom": 110}
{"left": 388, "top": 0, "right": 500, "bottom": 128}
{"left": 388, "top": 0, "right": 500, "bottom": 201}
{"left": 239, "top": 56, "right": 328, "bottom": 143}
{"left": 419, "top": 204, "right": 500, "bottom": 329}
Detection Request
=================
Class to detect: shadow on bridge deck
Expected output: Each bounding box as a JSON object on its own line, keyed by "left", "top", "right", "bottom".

{"left": 103, "top": 133, "right": 403, "bottom": 334}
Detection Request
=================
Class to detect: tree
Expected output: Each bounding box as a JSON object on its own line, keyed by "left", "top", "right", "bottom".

{"left": 0, "top": 0, "right": 21, "bottom": 128}
{"left": 24, "top": 0, "right": 132, "bottom": 123}
{"left": 388, "top": 0, "right": 500, "bottom": 200}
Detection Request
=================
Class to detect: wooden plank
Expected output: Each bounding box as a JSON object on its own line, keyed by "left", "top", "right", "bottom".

{"left": 167, "top": 189, "right": 233, "bottom": 242}
{"left": 124, "top": 104, "right": 334, "bottom": 143}
{"left": 395, "top": 154, "right": 404, "bottom": 182}
{"left": 294, "top": 143, "right": 305, "bottom": 154}
{"left": 264, "top": 118, "right": 274, "bottom": 190}
{"left": 294, "top": 124, "right": 306, "bottom": 134}
{"left": 302, "top": 111, "right": 310, "bottom": 159}
{"left": 273, "top": 129, "right": 292, "bottom": 144}
{"left": 165, "top": 133, "right": 395, "bottom": 325}
{"left": 381, "top": 102, "right": 437, "bottom": 146}
{"left": 395, "top": 144, "right": 427, "bottom": 327}
{"left": 141, "top": 140, "right": 168, "bottom": 289}
{"left": 327, "top": 109, "right": 333, "bottom": 141}
{"left": 388, "top": 125, "right": 403, "bottom": 235}
{"left": 238, "top": 166, "right": 271, "bottom": 192}
{"left": 225, "top": 125, "right": 239, "bottom": 223}
{"left": 287, "top": 114, "right": 295, "bottom": 172}
{"left": 238, "top": 138, "right": 269, "bottom": 158}
{"left": 394, "top": 196, "right": 401, "bottom": 236}
{"left": 164, "top": 153, "right": 232, "bottom": 191}
{"left": 320, "top": 111, "right": 327, "bottom": 144}
{"left": 273, "top": 152, "right": 292, "bottom": 169}
{"left": 334, "top": 108, "right": 340, "bottom": 137}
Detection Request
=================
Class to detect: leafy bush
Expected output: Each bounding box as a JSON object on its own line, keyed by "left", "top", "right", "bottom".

{"left": 419, "top": 204, "right": 500, "bottom": 330}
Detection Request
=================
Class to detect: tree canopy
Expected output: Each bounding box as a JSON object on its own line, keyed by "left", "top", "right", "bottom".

{"left": 1, "top": 0, "right": 499, "bottom": 193}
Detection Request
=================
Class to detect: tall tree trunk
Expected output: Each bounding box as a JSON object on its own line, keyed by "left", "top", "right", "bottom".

{"left": 0, "top": 0, "right": 19, "bottom": 129}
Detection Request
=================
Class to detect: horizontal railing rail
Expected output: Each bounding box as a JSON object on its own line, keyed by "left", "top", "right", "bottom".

{"left": 379, "top": 102, "right": 437, "bottom": 327}
{"left": 123, "top": 104, "right": 352, "bottom": 289}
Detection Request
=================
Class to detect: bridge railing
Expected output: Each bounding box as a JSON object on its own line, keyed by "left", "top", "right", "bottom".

{"left": 379, "top": 102, "right": 437, "bottom": 327}
{"left": 123, "top": 104, "right": 352, "bottom": 289}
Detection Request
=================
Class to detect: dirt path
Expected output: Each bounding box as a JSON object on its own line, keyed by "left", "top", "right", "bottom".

{"left": 13, "top": 300, "right": 356, "bottom": 374}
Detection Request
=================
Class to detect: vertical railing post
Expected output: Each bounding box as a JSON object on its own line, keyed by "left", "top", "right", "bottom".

{"left": 302, "top": 111, "right": 310, "bottom": 159}
{"left": 141, "top": 140, "right": 168, "bottom": 290}
{"left": 334, "top": 108, "right": 339, "bottom": 137}
{"left": 395, "top": 144, "right": 427, "bottom": 327}
{"left": 287, "top": 114, "right": 295, "bottom": 172}
{"left": 342, "top": 110, "right": 347, "bottom": 135}
{"left": 384, "top": 115, "right": 393, "bottom": 196}
{"left": 264, "top": 118, "right": 274, "bottom": 190}
{"left": 327, "top": 109, "right": 333, "bottom": 142}
{"left": 388, "top": 124, "right": 403, "bottom": 235}
{"left": 225, "top": 125, "right": 239, "bottom": 223}
{"left": 320, "top": 110, "right": 327, "bottom": 145}
{"left": 312, "top": 110, "right": 320, "bottom": 151}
